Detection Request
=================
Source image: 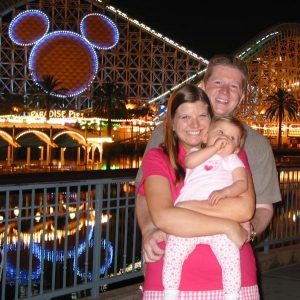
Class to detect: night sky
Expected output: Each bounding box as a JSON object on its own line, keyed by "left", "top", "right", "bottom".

{"left": 110, "top": 0, "right": 300, "bottom": 60}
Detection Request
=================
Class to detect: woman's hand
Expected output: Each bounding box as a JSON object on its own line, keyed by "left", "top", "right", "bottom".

{"left": 142, "top": 227, "right": 167, "bottom": 263}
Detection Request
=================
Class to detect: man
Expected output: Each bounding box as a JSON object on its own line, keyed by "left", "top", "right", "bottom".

{"left": 135, "top": 54, "right": 282, "bottom": 263}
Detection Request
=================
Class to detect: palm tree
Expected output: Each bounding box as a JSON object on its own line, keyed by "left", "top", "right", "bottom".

{"left": 265, "top": 88, "right": 299, "bottom": 149}
{"left": 92, "top": 81, "right": 128, "bottom": 136}
{"left": 27, "top": 75, "right": 69, "bottom": 120}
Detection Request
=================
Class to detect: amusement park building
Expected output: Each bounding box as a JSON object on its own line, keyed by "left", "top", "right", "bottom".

{"left": 0, "top": 0, "right": 300, "bottom": 149}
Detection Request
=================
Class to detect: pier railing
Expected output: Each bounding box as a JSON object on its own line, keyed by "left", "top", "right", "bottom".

{"left": 0, "top": 166, "right": 299, "bottom": 299}
{"left": 252, "top": 165, "right": 300, "bottom": 252}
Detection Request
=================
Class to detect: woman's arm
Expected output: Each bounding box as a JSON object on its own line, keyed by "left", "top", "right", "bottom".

{"left": 136, "top": 193, "right": 167, "bottom": 262}
{"left": 175, "top": 171, "right": 255, "bottom": 223}
{"left": 144, "top": 175, "right": 248, "bottom": 248}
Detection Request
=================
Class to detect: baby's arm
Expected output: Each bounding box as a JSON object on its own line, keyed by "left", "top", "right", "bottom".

{"left": 185, "top": 137, "right": 228, "bottom": 169}
{"left": 208, "top": 167, "right": 248, "bottom": 206}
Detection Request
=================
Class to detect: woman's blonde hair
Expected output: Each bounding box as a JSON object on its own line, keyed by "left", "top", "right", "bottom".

{"left": 162, "top": 84, "right": 214, "bottom": 186}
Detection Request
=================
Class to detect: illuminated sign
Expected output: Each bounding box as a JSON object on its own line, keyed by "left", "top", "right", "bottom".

{"left": 29, "top": 110, "right": 84, "bottom": 118}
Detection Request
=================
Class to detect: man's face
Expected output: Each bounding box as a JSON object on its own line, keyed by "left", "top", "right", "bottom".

{"left": 200, "top": 65, "right": 245, "bottom": 116}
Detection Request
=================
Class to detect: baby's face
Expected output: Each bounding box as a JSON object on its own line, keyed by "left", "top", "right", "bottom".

{"left": 206, "top": 121, "right": 241, "bottom": 156}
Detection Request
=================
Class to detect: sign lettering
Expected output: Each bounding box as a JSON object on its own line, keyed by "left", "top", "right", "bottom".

{"left": 29, "top": 110, "right": 84, "bottom": 118}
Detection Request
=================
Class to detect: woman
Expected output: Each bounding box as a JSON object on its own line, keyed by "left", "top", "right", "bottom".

{"left": 137, "top": 84, "right": 258, "bottom": 299}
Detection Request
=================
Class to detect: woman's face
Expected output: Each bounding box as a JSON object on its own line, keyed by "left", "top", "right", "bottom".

{"left": 173, "top": 101, "right": 211, "bottom": 151}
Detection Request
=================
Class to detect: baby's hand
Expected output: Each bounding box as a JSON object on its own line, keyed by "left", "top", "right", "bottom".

{"left": 213, "top": 137, "right": 228, "bottom": 150}
{"left": 208, "top": 190, "right": 226, "bottom": 206}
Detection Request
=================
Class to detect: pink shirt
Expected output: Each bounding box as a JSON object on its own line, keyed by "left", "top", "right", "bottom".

{"left": 138, "top": 143, "right": 257, "bottom": 291}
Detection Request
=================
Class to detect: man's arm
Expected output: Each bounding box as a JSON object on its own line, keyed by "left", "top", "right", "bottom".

{"left": 243, "top": 126, "right": 281, "bottom": 234}
{"left": 135, "top": 123, "right": 164, "bottom": 184}
{"left": 250, "top": 203, "right": 274, "bottom": 236}
{"left": 135, "top": 124, "right": 166, "bottom": 262}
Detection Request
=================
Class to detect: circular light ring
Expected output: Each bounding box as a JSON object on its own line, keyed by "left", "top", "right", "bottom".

{"left": 9, "top": 10, "right": 50, "bottom": 46}
{"left": 80, "top": 13, "right": 119, "bottom": 50}
{"left": 29, "top": 31, "right": 98, "bottom": 97}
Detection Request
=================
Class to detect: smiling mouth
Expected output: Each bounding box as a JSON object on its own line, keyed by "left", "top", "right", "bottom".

{"left": 186, "top": 130, "right": 202, "bottom": 135}
{"left": 216, "top": 98, "right": 229, "bottom": 104}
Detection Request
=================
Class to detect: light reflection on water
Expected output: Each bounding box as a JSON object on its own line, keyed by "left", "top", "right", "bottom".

{"left": 0, "top": 184, "right": 135, "bottom": 292}
{"left": 100, "top": 154, "right": 143, "bottom": 170}
{"left": 4, "top": 226, "right": 113, "bottom": 285}
{"left": 0, "top": 162, "right": 140, "bottom": 299}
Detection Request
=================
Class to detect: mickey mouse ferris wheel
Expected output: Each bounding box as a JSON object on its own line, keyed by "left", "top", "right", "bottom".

{"left": 9, "top": 9, "right": 119, "bottom": 98}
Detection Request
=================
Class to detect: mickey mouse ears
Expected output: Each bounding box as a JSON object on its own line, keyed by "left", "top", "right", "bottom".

{"left": 81, "top": 13, "right": 119, "bottom": 50}
{"left": 9, "top": 10, "right": 50, "bottom": 46}
{"left": 9, "top": 10, "right": 120, "bottom": 97}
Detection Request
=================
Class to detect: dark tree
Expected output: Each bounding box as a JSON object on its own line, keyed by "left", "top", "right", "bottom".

{"left": 92, "top": 81, "right": 128, "bottom": 136}
{"left": 265, "top": 88, "right": 299, "bottom": 149}
{"left": 28, "top": 75, "right": 69, "bottom": 120}
{"left": 0, "top": 93, "right": 24, "bottom": 115}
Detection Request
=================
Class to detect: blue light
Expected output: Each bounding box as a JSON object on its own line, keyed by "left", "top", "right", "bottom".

{"left": 5, "top": 226, "right": 113, "bottom": 285}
